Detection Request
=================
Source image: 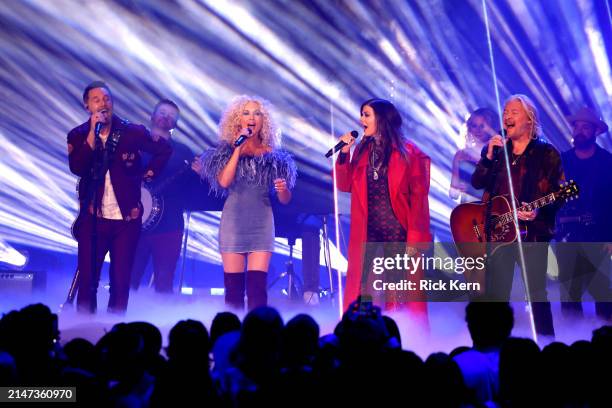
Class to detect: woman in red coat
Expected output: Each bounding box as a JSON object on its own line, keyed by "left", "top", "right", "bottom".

{"left": 335, "top": 98, "right": 432, "bottom": 317}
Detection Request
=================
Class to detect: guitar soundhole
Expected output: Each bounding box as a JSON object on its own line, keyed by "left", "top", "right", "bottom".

{"left": 490, "top": 223, "right": 511, "bottom": 242}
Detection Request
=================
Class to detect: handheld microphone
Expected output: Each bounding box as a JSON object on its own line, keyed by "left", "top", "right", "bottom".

{"left": 492, "top": 129, "right": 506, "bottom": 159}
{"left": 325, "top": 130, "right": 359, "bottom": 158}
{"left": 234, "top": 128, "right": 253, "bottom": 147}
{"left": 94, "top": 109, "right": 108, "bottom": 137}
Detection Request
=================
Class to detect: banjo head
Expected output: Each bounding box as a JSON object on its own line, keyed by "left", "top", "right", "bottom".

{"left": 141, "top": 185, "right": 163, "bottom": 230}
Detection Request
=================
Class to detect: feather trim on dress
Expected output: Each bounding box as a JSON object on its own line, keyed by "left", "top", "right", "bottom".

{"left": 200, "top": 142, "right": 297, "bottom": 196}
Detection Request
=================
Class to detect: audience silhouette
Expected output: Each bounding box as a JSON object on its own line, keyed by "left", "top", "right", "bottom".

{"left": 0, "top": 301, "right": 609, "bottom": 407}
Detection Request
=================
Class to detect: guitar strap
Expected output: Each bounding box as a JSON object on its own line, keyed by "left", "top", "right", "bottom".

{"left": 482, "top": 190, "right": 491, "bottom": 202}
{"left": 105, "top": 128, "right": 122, "bottom": 167}
{"left": 519, "top": 140, "right": 538, "bottom": 203}
{"left": 85, "top": 123, "right": 123, "bottom": 210}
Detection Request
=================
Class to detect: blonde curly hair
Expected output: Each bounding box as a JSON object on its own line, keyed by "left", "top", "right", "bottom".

{"left": 218, "top": 95, "right": 280, "bottom": 148}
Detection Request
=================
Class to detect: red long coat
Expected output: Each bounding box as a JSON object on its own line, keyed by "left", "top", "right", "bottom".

{"left": 335, "top": 141, "right": 432, "bottom": 316}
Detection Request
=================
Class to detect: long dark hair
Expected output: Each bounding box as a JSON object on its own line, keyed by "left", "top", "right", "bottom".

{"left": 355, "top": 98, "right": 409, "bottom": 165}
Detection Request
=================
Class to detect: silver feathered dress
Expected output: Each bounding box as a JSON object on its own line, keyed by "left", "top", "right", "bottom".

{"left": 200, "top": 142, "right": 297, "bottom": 252}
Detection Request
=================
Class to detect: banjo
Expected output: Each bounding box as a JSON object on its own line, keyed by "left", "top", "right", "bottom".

{"left": 141, "top": 160, "right": 193, "bottom": 231}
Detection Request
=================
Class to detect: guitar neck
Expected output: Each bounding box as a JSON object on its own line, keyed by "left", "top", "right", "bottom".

{"left": 496, "top": 192, "right": 557, "bottom": 226}
{"left": 150, "top": 161, "right": 190, "bottom": 194}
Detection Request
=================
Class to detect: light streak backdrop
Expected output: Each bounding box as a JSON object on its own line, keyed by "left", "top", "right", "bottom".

{"left": 0, "top": 0, "right": 609, "bottom": 268}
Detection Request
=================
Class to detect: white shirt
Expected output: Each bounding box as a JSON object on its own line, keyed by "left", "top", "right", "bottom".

{"left": 99, "top": 133, "right": 123, "bottom": 220}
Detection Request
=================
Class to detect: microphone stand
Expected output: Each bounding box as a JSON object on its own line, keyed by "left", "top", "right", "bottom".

{"left": 483, "top": 146, "right": 502, "bottom": 295}
{"left": 321, "top": 214, "right": 335, "bottom": 304}
{"left": 178, "top": 211, "right": 192, "bottom": 294}
{"left": 88, "top": 124, "right": 105, "bottom": 312}
{"left": 60, "top": 122, "right": 107, "bottom": 313}
{"left": 267, "top": 234, "right": 301, "bottom": 301}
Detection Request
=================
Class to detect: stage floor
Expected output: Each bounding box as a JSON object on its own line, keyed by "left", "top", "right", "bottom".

{"left": 1, "top": 279, "right": 607, "bottom": 358}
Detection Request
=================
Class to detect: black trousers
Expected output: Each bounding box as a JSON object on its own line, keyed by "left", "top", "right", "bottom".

{"left": 555, "top": 242, "right": 612, "bottom": 320}
{"left": 76, "top": 215, "right": 141, "bottom": 313}
{"left": 131, "top": 229, "right": 183, "bottom": 293}
{"left": 484, "top": 242, "right": 555, "bottom": 336}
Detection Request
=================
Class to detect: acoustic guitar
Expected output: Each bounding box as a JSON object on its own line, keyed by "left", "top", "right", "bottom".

{"left": 450, "top": 180, "right": 579, "bottom": 259}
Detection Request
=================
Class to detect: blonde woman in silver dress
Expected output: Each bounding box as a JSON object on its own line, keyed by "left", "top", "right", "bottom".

{"left": 198, "top": 95, "right": 296, "bottom": 310}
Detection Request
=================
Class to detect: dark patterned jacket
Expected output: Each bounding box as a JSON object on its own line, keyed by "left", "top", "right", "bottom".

{"left": 557, "top": 145, "right": 612, "bottom": 242}
{"left": 471, "top": 137, "right": 565, "bottom": 241}
{"left": 68, "top": 115, "right": 171, "bottom": 220}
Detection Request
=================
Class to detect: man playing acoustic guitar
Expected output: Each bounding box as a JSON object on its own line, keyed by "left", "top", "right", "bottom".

{"left": 470, "top": 94, "right": 565, "bottom": 339}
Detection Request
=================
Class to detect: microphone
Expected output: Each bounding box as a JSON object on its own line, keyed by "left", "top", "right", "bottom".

{"left": 234, "top": 128, "right": 253, "bottom": 147}
{"left": 325, "top": 130, "right": 359, "bottom": 158}
{"left": 94, "top": 109, "right": 108, "bottom": 137}
{"left": 492, "top": 129, "right": 506, "bottom": 159}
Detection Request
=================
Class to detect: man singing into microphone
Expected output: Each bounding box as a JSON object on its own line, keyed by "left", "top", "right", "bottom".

{"left": 471, "top": 94, "right": 564, "bottom": 339}
{"left": 67, "top": 81, "right": 171, "bottom": 313}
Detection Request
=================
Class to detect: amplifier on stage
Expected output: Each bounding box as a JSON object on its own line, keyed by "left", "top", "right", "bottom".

{"left": 0, "top": 270, "right": 46, "bottom": 292}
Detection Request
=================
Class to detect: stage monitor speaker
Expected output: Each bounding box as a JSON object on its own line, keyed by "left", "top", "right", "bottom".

{"left": 0, "top": 270, "right": 46, "bottom": 292}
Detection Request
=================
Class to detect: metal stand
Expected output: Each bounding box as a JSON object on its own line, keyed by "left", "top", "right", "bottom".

{"left": 59, "top": 268, "right": 79, "bottom": 312}
{"left": 87, "top": 130, "right": 105, "bottom": 313}
{"left": 61, "top": 128, "right": 104, "bottom": 313}
{"left": 178, "top": 211, "right": 192, "bottom": 293}
{"left": 320, "top": 215, "right": 336, "bottom": 306}
{"left": 268, "top": 236, "right": 301, "bottom": 300}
